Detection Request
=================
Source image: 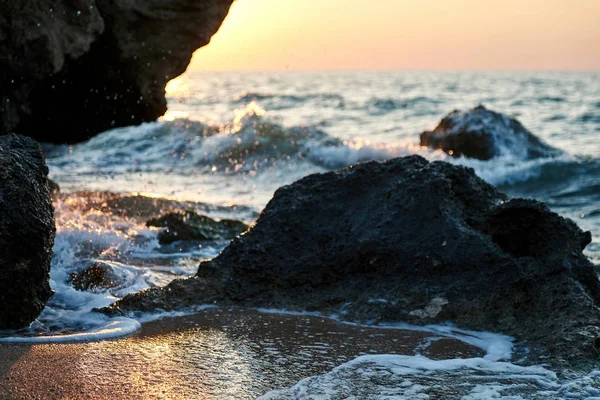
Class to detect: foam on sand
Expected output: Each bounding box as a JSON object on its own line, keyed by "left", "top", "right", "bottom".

{"left": 0, "top": 318, "right": 141, "bottom": 343}
{"left": 259, "top": 354, "right": 600, "bottom": 400}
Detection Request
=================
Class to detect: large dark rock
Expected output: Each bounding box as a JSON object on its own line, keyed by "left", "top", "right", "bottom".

{"left": 420, "top": 105, "right": 561, "bottom": 160}
{"left": 147, "top": 211, "right": 249, "bottom": 244}
{"left": 104, "top": 155, "right": 599, "bottom": 367}
{"left": 0, "top": 0, "right": 233, "bottom": 143}
{"left": 0, "top": 134, "right": 55, "bottom": 329}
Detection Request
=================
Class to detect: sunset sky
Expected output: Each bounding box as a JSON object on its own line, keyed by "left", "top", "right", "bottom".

{"left": 189, "top": 0, "right": 600, "bottom": 71}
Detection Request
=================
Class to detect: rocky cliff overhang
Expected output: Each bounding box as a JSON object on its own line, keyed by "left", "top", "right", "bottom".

{"left": 0, "top": 0, "right": 234, "bottom": 143}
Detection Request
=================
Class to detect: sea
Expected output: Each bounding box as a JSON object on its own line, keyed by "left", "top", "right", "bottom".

{"left": 3, "top": 71, "right": 600, "bottom": 398}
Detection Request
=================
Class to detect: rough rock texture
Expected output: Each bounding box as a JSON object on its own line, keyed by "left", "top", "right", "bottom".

{"left": 0, "top": 0, "right": 103, "bottom": 136}
{"left": 0, "top": 0, "right": 233, "bottom": 143}
{"left": 420, "top": 105, "right": 561, "bottom": 160}
{"left": 105, "top": 155, "right": 599, "bottom": 367}
{"left": 68, "top": 260, "right": 134, "bottom": 292}
{"left": 147, "top": 211, "right": 249, "bottom": 244}
{"left": 0, "top": 134, "right": 55, "bottom": 329}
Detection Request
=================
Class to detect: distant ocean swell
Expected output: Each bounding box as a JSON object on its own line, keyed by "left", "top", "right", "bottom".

{"left": 43, "top": 101, "right": 593, "bottom": 180}
{"left": 42, "top": 103, "right": 596, "bottom": 220}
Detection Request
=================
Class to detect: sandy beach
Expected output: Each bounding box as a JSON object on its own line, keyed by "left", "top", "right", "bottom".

{"left": 0, "top": 309, "right": 483, "bottom": 399}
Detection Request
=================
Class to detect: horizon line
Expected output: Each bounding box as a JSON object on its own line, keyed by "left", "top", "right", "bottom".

{"left": 188, "top": 67, "right": 600, "bottom": 74}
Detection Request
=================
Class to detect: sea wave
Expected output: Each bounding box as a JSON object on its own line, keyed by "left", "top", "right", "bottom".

{"left": 577, "top": 112, "right": 600, "bottom": 123}
{"left": 0, "top": 193, "right": 226, "bottom": 342}
{"left": 366, "top": 96, "right": 443, "bottom": 115}
{"left": 232, "top": 91, "right": 345, "bottom": 110}
{"left": 538, "top": 96, "right": 566, "bottom": 103}
{"left": 260, "top": 354, "right": 600, "bottom": 400}
{"left": 43, "top": 102, "right": 413, "bottom": 176}
{"left": 43, "top": 102, "right": 599, "bottom": 216}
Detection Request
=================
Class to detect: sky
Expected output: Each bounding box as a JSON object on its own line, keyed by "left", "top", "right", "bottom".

{"left": 189, "top": 0, "right": 600, "bottom": 72}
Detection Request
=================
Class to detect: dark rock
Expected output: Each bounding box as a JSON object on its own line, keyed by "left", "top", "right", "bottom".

{"left": 147, "top": 211, "right": 249, "bottom": 245}
{"left": 0, "top": 0, "right": 233, "bottom": 143}
{"left": 58, "top": 191, "right": 259, "bottom": 222}
{"left": 0, "top": 134, "right": 55, "bottom": 329}
{"left": 104, "top": 155, "right": 598, "bottom": 367}
{"left": 420, "top": 105, "right": 561, "bottom": 160}
{"left": 68, "top": 260, "right": 134, "bottom": 292}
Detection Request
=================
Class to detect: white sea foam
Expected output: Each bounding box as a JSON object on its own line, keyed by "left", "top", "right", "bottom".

{"left": 133, "top": 304, "right": 219, "bottom": 324}
{"left": 378, "top": 323, "right": 514, "bottom": 362}
{"left": 258, "top": 354, "right": 600, "bottom": 400}
{"left": 254, "top": 308, "right": 513, "bottom": 361}
{"left": 258, "top": 355, "right": 552, "bottom": 399}
{"left": 253, "top": 314, "right": 600, "bottom": 399}
{"left": 448, "top": 153, "right": 572, "bottom": 187}
{"left": 0, "top": 318, "right": 141, "bottom": 343}
{"left": 252, "top": 309, "right": 600, "bottom": 399}
{"left": 0, "top": 197, "right": 217, "bottom": 343}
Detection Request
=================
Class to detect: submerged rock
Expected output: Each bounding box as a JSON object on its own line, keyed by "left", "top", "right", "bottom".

{"left": 68, "top": 260, "right": 135, "bottom": 293}
{"left": 58, "top": 191, "right": 259, "bottom": 222}
{"left": 147, "top": 211, "right": 249, "bottom": 245}
{"left": 0, "top": 134, "right": 55, "bottom": 329}
{"left": 0, "top": 0, "right": 233, "bottom": 143}
{"left": 105, "top": 155, "right": 598, "bottom": 367}
{"left": 420, "top": 105, "right": 561, "bottom": 160}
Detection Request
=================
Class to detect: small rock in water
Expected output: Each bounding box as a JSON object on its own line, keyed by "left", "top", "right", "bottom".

{"left": 68, "top": 260, "right": 133, "bottom": 292}
{"left": 146, "top": 211, "right": 249, "bottom": 245}
{"left": 420, "top": 105, "right": 561, "bottom": 160}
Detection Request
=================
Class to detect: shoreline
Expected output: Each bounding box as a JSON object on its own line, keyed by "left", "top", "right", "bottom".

{"left": 0, "top": 308, "right": 484, "bottom": 399}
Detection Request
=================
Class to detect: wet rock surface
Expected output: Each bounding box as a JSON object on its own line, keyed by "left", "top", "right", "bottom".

{"left": 105, "top": 155, "right": 599, "bottom": 367}
{"left": 68, "top": 260, "right": 135, "bottom": 292}
{"left": 0, "top": 134, "right": 55, "bottom": 329}
{"left": 57, "top": 191, "right": 258, "bottom": 223}
{"left": 420, "top": 105, "right": 561, "bottom": 160}
{"left": 147, "top": 211, "right": 249, "bottom": 245}
{"left": 0, "top": 0, "right": 233, "bottom": 143}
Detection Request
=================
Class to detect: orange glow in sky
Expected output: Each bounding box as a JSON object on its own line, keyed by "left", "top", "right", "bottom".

{"left": 189, "top": 0, "right": 600, "bottom": 71}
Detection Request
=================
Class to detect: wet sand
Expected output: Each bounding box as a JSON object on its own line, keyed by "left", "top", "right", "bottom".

{"left": 0, "top": 308, "right": 483, "bottom": 399}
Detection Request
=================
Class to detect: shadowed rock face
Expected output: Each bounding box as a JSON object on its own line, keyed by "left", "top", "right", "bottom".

{"left": 104, "top": 155, "right": 599, "bottom": 368}
{"left": 0, "top": 134, "right": 55, "bottom": 329}
{"left": 0, "top": 0, "right": 233, "bottom": 143}
{"left": 420, "top": 105, "right": 561, "bottom": 160}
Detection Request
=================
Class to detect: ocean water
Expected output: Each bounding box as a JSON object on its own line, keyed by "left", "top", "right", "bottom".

{"left": 4, "top": 71, "right": 600, "bottom": 397}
